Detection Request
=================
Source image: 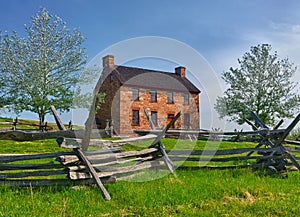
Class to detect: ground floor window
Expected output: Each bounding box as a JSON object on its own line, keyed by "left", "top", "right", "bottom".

{"left": 167, "top": 113, "right": 175, "bottom": 128}
{"left": 151, "top": 111, "right": 158, "bottom": 127}
{"left": 132, "top": 110, "right": 140, "bottom": 125}
{"left": 184, "top": 113, "right": 190, "bottom": 128}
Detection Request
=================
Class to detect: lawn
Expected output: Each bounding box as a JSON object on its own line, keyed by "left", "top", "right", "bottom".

{"left": 0, "top": 117, "right": 82, "bottom": 131}
{"left": 0, "top": 138, "right": 299, "bottom": 216}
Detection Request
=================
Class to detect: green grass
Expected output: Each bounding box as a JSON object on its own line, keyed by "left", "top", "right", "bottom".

{"left": 0, "top": 116, "right": 83, "bottom": 131}
{"left": 0, "top": 139, "right": 66, "bottom": 154}
{"left": 1, "top": 139, "right": 300, "bottom": 216}
{"left": 0, "top": 117, "right": 14, "bottom": 122}
{"left": 124, "top": 138, "right": 257, "bottom": 151}
{"left": 1, "top": 169, "right": 299, "bottom": 216}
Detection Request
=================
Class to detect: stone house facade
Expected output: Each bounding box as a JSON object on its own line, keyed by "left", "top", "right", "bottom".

{"left": 96, "top": 55, "right": 201, "bottom": 135}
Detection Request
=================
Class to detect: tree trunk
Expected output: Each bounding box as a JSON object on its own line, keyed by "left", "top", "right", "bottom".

{"left": 39, "top": 114, "right": 45, "bottom": 130}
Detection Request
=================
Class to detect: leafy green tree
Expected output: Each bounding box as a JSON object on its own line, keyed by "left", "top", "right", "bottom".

{"left": 0, "top": 8, "right": 87, "bottom": 126}
{"left": 0, "top": 31, "right": 8, "bottom": 109}
{"left": 215, "top": 44, "right": 300, "bottom": 127}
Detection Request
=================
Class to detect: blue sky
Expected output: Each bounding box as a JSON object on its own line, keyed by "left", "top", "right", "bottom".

{"left": 1, "top": 0, "right": 300, "bottom": 130}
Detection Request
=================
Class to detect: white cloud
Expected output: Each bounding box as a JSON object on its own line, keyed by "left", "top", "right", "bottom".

{"left": 270, "top": 21, "right": 300, "bottom": 34}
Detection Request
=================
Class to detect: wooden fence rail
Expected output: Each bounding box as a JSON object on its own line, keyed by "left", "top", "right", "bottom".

{"left": 0, "top": 129, "right": 109, "bottom": 141}
{"left": 0, "top": 147, "right": 162, "bottom": 187}
{"left": 1, "top": 109, "right": 299, "bottom": 200}
{"left": 134, "top": 128, "right": 287, "bottom": 138}
{"left": 2, "top": 143, "right": 298, "bottom": 186}
{"left": 0, "top": 151, "right": 116, "bottom": 186}
{"left": 167, "top": 146, "right": 299, "bottom": 171}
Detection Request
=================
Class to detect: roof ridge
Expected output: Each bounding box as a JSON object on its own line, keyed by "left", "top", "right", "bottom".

{"left": 112, "top": 65, "right": 201, "bottom": 93}
{"left": 115, "top": 65, "right": 176, "bottom": 75}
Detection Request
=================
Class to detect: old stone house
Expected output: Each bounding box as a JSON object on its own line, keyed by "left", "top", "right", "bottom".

{"left": 96, "top": 55, "right": 201, "bottom": 135}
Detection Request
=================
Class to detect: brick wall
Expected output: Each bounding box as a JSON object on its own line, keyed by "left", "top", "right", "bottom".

{"left": 96, "top": 70, "right": 121, "bottom": 132}
{"left": 119, "top": 86, "right": 200, "bottom": 135}
{"left": 97, "top": 71, "right": 200, "bottom": 136}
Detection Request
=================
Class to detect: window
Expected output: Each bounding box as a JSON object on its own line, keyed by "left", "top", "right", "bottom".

{"left": 183, "top": 93, "right": 189, "bottom": 105}
{"left": 151, "top": 111, "right": 158, "bottom": 127}
{"left": 167, "top": 92, "right": 173, "bottom": 103}
{"left": 132, "top": 110, "right": 139, "bottom": 125}
{"left": 184, "top": 113, "right": 190, "bottom": 128}
{"left": 132, "top": 89, "right": 139, "bottom": 101}
{"left": 150, "top": 90, "right": 157, "bottom": 102}
{"left": 110, "top": 74, "right": 114, "bottom": 82}
{"left": 167, "top": 114, "right": 175, "bottom": 128}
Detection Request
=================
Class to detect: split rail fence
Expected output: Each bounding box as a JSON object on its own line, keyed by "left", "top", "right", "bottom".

{"left": 1, "top": 106, "right": 300, "bottom": 200}
{"left": 1, "top": 135, "right": 299, "bottom": 186}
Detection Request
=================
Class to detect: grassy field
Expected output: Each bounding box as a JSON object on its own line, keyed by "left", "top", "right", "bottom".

{"left": 0, "top": 117, "right": 83, "bottom": 131}
{"left": 0, "top": 138, "right": 300, "bottom": 216}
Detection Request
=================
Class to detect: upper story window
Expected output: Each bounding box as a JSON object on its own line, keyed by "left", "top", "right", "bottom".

{"left": 150, "top": 90, "right": 157, "bottom": 102}
{"left": 183, "top": 93, "right": 189, "bottom": 105}
{"left": 132, "top": 89, "right": 139, "bottom": 101}
{"left": 167, "top": 92, "right": 173, "bottom": 103}
{"left": 132, "top": 109, "right": 140, "bottom": 125}
{"left": 110, "top": 74, "right": 114, "bottom": 82}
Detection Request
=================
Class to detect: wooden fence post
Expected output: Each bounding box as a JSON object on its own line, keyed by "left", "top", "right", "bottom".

{"left": 50, "top": 105, "right": 112, "bottom": 200}
{"left": 73, "top": 148, "right": 111, "bottom": 200}
{"left": 144, "top": 108, "right": 178, "bottom": 175}
{"left": 248, "top": 112, "right": 300, "bottom": 171}
{"left": 50, "top": 106, "right": 66, "bottom": 131}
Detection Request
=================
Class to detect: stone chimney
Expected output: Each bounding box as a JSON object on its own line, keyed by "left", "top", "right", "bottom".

{"left": 102, "top": 55, "right": 114, "bottom": 68}
{"left": 175, "top": 66, "right": 186, "bottom": 78}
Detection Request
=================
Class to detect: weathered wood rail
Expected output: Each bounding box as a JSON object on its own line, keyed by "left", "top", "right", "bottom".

{"left": 0, "top": 107, "right": 176, "bottom": 200}
{"left": 0, "top": 150, "right": 118, "bottom": 186}
{"left": 132, "top": 109, "right": 299, "bottom": 174}
{"left": 1, "top": 136, "right": 299, "bottom": 196}
{"left": 0, "top": 146, "right": 164, "bottom": 186}
{"left": 2, "top": 143, "right": 298, "bottom": 186}
{"left": 57, "top": 146, "right": 162, "bottom": 180}
{"left": 167, "top": 146, "right": 300, "bottom": 171}
{"left": 0, "top": 129, "right": 110, "bottom": 141}
{"left": 0, "top": 118, "right": 54, "bottom": 131}
{"left": 1, "top": 107, "right": 299, "bottom": 201}
{"left": 134, "top": 128, "right": 287, "bottom": 140}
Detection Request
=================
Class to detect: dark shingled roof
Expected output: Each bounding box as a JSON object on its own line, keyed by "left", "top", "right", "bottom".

{"left": 112, "top": 65, "right": 201, "bottom": 93}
